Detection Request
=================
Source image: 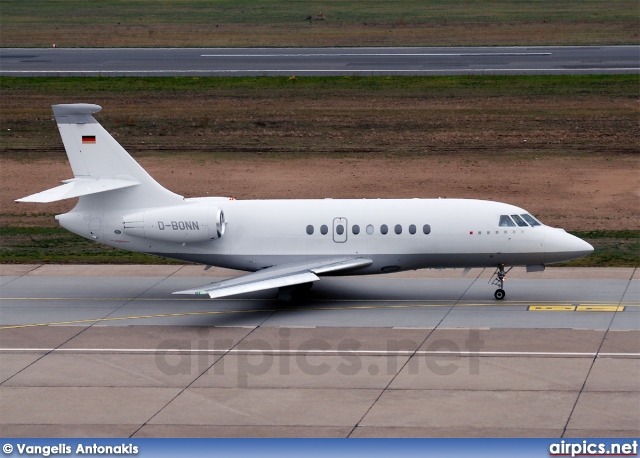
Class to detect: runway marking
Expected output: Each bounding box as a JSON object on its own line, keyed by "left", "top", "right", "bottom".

{"left": 576, "top": 305, "right": 626, "bottom": 312}
{"left": 528, "top": 305, "right": 627, "bottom": 312}
{"left": 0, "top": 308, "right": 270, "bottom": 329}
{"left": 529, "top": 305, "right": 576, "bottom": 311}
{"left": 0, "top": 302, "right": 460, "bottom": 329}
{"left": 0, "top": 347, "right": 637, "bottom": 357}
{"left": 2, "top": 45, "right": 635, "bottom": 51}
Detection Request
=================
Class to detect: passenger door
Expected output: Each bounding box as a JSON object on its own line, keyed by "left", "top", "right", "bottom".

{"left": 333, "top": 217, "right": 348, "bottom": 243}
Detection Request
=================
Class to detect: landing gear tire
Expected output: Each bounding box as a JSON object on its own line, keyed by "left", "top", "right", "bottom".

{"left": 296, "top": 282, "right": 314, "bottom": 292}
{"left": 494, "top": 289, "right": 506, "bottom": 300}
{"left": 277, "top": 283, "right": 313, "bottom": 303}
{"left": 277, "top": 286, "right": 295, "bottom": 303}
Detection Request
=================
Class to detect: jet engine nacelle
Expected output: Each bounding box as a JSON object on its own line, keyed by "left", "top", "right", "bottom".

{"left": 123, "top": 205, "right": 225, "bottom": 243}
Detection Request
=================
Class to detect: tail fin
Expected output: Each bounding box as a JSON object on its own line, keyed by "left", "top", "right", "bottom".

{"left": 17, "top": 104, "right": 182, "bottom": 208}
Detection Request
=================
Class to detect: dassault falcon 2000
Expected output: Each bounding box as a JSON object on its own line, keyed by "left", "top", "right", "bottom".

{"left": 18, "top": 104, "right": 593, "bottom": 301}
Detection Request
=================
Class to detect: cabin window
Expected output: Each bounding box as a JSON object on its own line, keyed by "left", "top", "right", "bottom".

{"left": 423, "top": 224, "right": 431, "bottom": 235}
{"left": 499, "top": 215, "right": 516, "bottom": 227}
{"left": 521, "top": 214, "right": 541, "bottom": 226}
{"left": 352, "top": 224, "right": 360, "bottom": 235}
{"left": 380, "top": 224, "right": 388, "bottom": 235}
{"left": 366, "top": 224, "right": 374, "bottom": 235}
{"left": 336, "top": 224, "right": 344, "bottom": 235}
{"left": 409, "top": 224, "right": 416, "bottom": 234}
{"left": 306, "top": 225, "right": 314, "bottom": 235}
{"left": 395, "top": 224, "right": 402, "bottom": 235}
{"left": 511, "top": 215, "right": 529, "bottom": 227}
{"left": 320, "top": 224, "right": 329, "bottom": 235}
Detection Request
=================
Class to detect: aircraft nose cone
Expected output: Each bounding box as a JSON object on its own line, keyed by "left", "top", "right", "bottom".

{"left": 575, "top": 237, "right": 594, "bottom": 257}
{"left": 545, "top": 227, "right": 594, "bottom": 264}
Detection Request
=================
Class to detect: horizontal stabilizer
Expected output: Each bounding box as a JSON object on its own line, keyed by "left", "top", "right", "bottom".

{"left": 16, "top": 177, "right": 139, "bottom": 203}
{"left": 173, "top": 257, "right": 373, "bottom": 299}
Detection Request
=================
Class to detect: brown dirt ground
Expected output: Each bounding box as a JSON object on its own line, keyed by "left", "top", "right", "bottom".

{"left": 2, "top": 22, "right": 638, "bottom": 48}
{"left": 2, "top": 153, "right": 638, "bottom": 231}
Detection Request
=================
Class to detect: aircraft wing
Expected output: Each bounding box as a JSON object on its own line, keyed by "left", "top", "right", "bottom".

{"left": 173, "top": 257, "right": 373, "bottom": 299}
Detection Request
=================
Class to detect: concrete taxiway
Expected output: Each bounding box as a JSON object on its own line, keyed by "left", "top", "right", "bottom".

{"left": 0, "top": 265, "right": 638, "bottom": 437}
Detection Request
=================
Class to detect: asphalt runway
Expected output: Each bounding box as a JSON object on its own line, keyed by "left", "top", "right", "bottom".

{"left": 1, "top": 46, "right": 638, "bottom": 76}
{"left": 0, "top": 265, "right": 638, "bottom": 438}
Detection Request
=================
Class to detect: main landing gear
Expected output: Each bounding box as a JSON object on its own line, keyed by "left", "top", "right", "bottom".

{"left": 277, "top": 282, "right": 314, "bottom": 303}
{"left": 490, "top": 264, "right": 512, "bottom": 300}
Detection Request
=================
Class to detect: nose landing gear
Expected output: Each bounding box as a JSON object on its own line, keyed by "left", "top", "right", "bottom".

{"left": 490, "top": 264, "right": 512, "bottom": 300}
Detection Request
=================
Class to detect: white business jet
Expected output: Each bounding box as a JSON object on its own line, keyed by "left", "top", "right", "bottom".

{"left": 18, "top": 104, "right": 593, "bottom": 301}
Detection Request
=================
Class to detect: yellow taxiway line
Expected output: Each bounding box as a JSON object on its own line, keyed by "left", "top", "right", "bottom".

{"left": 0, "top": 300, "right": 635, "bottom": 330}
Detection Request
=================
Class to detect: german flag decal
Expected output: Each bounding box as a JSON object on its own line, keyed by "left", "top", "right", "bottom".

{"left": 82, "top": 135, "right": 96, "bottom": 144}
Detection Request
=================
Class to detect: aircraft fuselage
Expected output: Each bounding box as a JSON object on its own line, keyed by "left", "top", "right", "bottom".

{"left": 58, "top": 197, "right": 590, "bottom": 275}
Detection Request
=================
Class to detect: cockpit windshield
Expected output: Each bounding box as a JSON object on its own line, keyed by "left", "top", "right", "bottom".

{"left": 510, "top": 215, "right": 529, "bottom": 227}
{"left": 520, "top": 214, "right": 542, "bottom": 226}
{"left": 499, "top": 214, "right": 543, "bottom": 227}
{"left": 499, "top": 215, "right": 516, "bottom": 227}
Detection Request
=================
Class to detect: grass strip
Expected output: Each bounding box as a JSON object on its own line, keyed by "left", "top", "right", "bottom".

{"left": 2, "top": 74, "right": 638, "bottom": 97}
{"left": 0, "top": 227, "right": 182, "bottom": 264}
{"left": 2, "top": 0, "right": 637, "bottom": 47}
{"left": 556, "top": 231, "right": 640, "bottom": 267}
